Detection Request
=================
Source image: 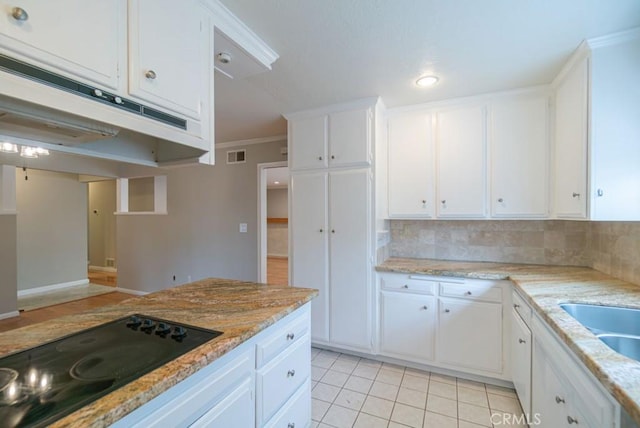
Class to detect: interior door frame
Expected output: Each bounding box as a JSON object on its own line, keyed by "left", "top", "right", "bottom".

{"left": 256, "top": 161, "right": 288, "bottom": 283}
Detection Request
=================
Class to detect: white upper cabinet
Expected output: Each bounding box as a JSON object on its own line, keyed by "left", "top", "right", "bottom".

{"left": 490, "top": 94, "right": 549, "bottom": 218}
{"left": 288, "top": 103, "right": 372, "bottom": 171}
{"left": 436, "top": 105, "right": 486, "bottom": 218}
{"left": 128, "top": 0, "right": 208, "bottom": 121}
{"left": 0, "top": 0, "right": 125, "bottom": 90}
{"left": 589, "top": 33, "right": 640, "bottom": 220}
{"left": 387, "top": 112, "right": 435, "bottom": 218}
{"left": 553, "top": 56, "right": 589, "bottom": 218}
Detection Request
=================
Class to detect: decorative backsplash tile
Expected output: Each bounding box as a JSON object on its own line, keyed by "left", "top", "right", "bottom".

{"left": 388, "top": 220, "right": 640, "bottom": 285}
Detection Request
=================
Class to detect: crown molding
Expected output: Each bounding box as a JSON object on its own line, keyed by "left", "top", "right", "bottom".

{"left": 587, "top": 26, "right": 640, "bottom": 50}
{"left": 216, "top": 134, "right": 287, "bottom": 149}
{"left": 284, "top": 96, "right": 380, "bottom": 120}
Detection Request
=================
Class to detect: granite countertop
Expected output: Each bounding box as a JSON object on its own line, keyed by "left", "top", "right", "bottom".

{"left": 0, "top": 278, "right": 318, "bottom": 427}
{"left": 377, "top": 257, "right": 640, "bottom": 425}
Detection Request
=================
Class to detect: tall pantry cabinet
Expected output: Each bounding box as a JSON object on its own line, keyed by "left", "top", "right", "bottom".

{"left": 287, "top": 98, "right": 382, "bottom": 353}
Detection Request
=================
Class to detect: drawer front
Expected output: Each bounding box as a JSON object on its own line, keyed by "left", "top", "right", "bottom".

{"left": 257, "top": 334, "right": 311, "bottom": 425}
{"left": 257, "top": 313, "right": 309, "bottom": 368}
{"left": 263, "top": 379, "right": 311, "bottom": 428}
{"left": 512, "top": 290, "right": 532, "bottom": 325}
{"left": 381, "top": 274, "right": 437, "bottom": 295}
{"left": 439, "top": 281, "right": 502, "bottom": 303}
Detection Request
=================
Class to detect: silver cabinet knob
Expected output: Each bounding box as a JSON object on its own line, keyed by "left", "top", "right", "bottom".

{"left": 331, "top": 155, "right": 335, "bottom": 159}
{"left": 441, "top": 200, "right": 446, "bottom": 204}
{"left": 498, "top": 198, "right": 504, "bottom": 203}
{"left": 145, "top": 70, "right": 157, "bottom": 80}
{"left": 403, "top": 284, "right": 409, "bottom": 289}
{"left": 555, "top": 396, "right": 565, "bottom": 404}
{"left": 287, "top": 369, "right": 296, "bottom": 377}
{"left": 286, "top": 333, "right": 295, "bottom": 340}
{"left": 319, "top": 228, "right": 323, "bottom": 233}
{"left": 331, "top": 229, "right": 335, "bottom": 233}
{"left": 513, "top": 303, "right": 520, "bottom": 308}
{"left": 288, "top": 423, "right": 295, "bottom": 428}
{"left": 421, "top": 305, "right": 428, "bottom": 310}
{"left": 422, "top": 200, "right": 426, "bottom": 204}
{"left": 11, "top": 7, "right": 29, "bottom": 21}
{"left": 597, "top": 188, "right": 604, "bottom": 197}
{"left": 572, "top": 192, "right": 580, "bottom": 198}
{"left": 318, "top": 156, "right": 323, "bottom": 160}
{"left": 464, "top": 291, "right": 472, "bottom": 296}
{"left": 444, "top": 309, "right": 450, "bottom": 313}
{"left": 518, "top": 338, "right": 526, "bottom": 344}
{"left": 567, "top": 416, "right": 578, "bottom": 424}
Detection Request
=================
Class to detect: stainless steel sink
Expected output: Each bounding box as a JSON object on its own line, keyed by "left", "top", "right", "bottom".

{"left": 560, "top": 303, "right": 640, "bottom": 362}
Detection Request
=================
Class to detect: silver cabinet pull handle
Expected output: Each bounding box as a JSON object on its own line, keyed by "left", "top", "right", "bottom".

{"left": 287, "top": 369, "right": 296, "bottom": 377}
{"left": 567, "top": 416, "right": 578, "bottom": 424}
{"left": 555, "top": 396, "right": 565, "bottom": 404}
{"left": 145, "top": 70, "right": 157, "bottom": 80}
{"left": 288, "top": 424, "right": 295, "bottom": 428}
{"left": 572, "top": 192, "right": 580, "bottom": 198}
{"left": 444, "top": 309, "right": 450, "bottom": 313}
{"left": 11, "top": 7, "right": 28, "bottom": 21}
{"left": 286, "top": 333, "right": 295, "bottom": 340}
{"left": 518, "top": 338, "right": 526, "bottom": 344}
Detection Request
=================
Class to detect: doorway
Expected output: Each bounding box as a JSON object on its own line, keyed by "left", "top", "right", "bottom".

{"left": 257, "top": 162, "right": 288, "bottom": 285}
{"left": 86, "top": 178, "right": 118, "bottom": 287}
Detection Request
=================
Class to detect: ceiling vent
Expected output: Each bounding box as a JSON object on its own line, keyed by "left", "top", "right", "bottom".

{"left": 226, "top": 149, "right": 246, "bottom": 164}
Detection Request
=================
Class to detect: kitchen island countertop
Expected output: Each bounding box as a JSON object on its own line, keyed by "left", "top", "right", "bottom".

{"left": 377, "top": 257, "right": 640, "bottom": 426}
{"left": 0, "top": 278, "right": 317, "bottom": 427}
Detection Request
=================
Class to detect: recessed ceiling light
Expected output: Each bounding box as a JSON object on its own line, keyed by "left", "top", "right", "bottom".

{"left": 274, "top": 181, "right": 280, "bottom": 185}
{"left": 416, "top": 75, "right": 439, "bottom": 87}
{"left": 0, "top": 142, "right": 18, "bottom": 153}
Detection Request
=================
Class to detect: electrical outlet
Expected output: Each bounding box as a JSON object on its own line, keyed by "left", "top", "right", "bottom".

{"left": 239, "top": 223, "right": 248, "bottom": 233}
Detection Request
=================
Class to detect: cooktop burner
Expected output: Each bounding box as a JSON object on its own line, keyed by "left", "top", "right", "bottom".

{"left": 0, "top": 314, "right": 222, "bottom": 428}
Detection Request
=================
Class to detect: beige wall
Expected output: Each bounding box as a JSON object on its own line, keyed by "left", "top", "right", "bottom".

{"left": 116, "top": 140, "right": 288, "bottom": 292}
{"left": 88, "top": 180, "right": 117, "bottom": 268}
{"left": 0, "top": 214, "right": 17, "bottom": 315}
{"left": 16, "top": 169, "right": 88, "bottom": 291}
{"left": 129, "top": 177, "right": 155, "bottom": 212}
{"left": 267, "top": 188, "right": 288, "bottom": 257}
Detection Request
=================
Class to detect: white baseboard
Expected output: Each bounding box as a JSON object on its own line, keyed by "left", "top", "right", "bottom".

{"left": 88, "top": 265, "right": 118, "bottom": 273}
{"left": 18, "top": 279, "right": 90, "bottom": 297}
{"left": 114, "top": 287, "right": 148, "bottom": 296}
{"left": 0, "top": 311, "right": 19, "bottom": 320}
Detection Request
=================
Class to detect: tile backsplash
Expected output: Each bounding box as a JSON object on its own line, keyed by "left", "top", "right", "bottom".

{"left": 389, "top": 220, "right": 640, "bottom": 285}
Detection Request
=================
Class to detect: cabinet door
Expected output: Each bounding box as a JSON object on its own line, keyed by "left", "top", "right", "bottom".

{"left": 436, "top": 106, "right": 486, "bottom": 218}
{"left": 554, "top": 57, "right": 588, "bottom": 218}
{"left": 329, "top": 108, "right": 371, "bottom": 167}
{"left": 128, "top": 0, "right": 207, "bottom": 119}
{"left": 510, "top": 310, "right": 532, "bottom": 416}
{"left": 290, "top": 173, "right": 329, "bottom": 343}
{"left": 381, "top": 292, "right": 435, "bottom": 362}
{"left": 437, "top": 298, "right": 502, "bottom": 373}
{"left": 289, "top": 115, "right": 328, "bottom": 170}
{"left": 490, "top": 96, "right": 549, "bottom": 218}
{"left": 388, "top": 112, "right": 435, "bottom": 218}
{"left": 531, "top": 341, "right": 570, "bottom": 428}
{"left": 0, "top": 0, "right": 124, "bottom": 89}
{"left": 329, "top": 169, "right": 371, "bottom": 351}
{"left": 190, "top": 377, "right": 254, "bottom": 428}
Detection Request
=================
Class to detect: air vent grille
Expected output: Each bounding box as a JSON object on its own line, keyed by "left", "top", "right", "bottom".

{"left": 226, "top": 149, "right": 246, "bottom": 164}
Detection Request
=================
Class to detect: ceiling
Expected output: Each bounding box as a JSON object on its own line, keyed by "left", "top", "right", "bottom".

{"left": 214, "top": 0, "right": 640, "bottom": 143}
{"left": 266, "top": 166, "right": 289, "bottom": 189}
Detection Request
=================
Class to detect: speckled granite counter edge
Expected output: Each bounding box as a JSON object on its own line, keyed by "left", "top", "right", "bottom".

{"left": 376, "top": 258, "right": 640, "bottom": 426}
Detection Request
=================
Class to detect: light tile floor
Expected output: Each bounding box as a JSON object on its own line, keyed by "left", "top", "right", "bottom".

{"left": 311, "top": 347, "right": 527, "bottom": 428}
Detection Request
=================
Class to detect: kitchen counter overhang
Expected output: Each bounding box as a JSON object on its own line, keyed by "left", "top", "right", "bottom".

{"left": 0, "top": 278, "right": 318, "bottom": 427}
{"left": 377, "top": 257, "right": 640, "bottom": 426}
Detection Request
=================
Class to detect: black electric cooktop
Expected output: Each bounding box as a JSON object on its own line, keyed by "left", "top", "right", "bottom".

{"left": 0, "top": 314, "right": 222, "bottom": 427}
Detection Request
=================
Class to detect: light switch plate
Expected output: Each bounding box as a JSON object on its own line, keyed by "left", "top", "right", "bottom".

{"left": 239, "top": 223, "right": 248, "bottom": 233}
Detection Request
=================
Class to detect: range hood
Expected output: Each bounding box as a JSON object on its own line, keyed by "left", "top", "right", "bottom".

{"left": 0, "top": 96, "right": 120, "bottom": 146}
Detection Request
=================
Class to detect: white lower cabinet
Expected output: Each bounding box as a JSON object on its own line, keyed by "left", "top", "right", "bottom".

{"left": 381, "top": 291, "right": 435, "bottom": 362}
{"left": 112, "top": 304, "right": 312, "bottom": 428}
{"left": 378, "top": 273, "right": 507, "bottom": 379}
{"left": 510, "top": 293, "right": 532, "bottom": 416}
{"left": 530, "top": 305, "right": 617, "bottom": 428}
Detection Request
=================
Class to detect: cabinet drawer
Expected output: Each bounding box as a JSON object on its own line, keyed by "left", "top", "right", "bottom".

{"left": 257, "top": 313, "right": 309, "bottom": 368}
{"left": 439, "top": 281, "right": 502, "bottom": 303}
{"left": 257, "top": 334, "right": 311, "bottom": 426}
{"left": 263, "top": 379, "right": 311, "bottom": 428}
{"left": 381, "top": 274, "right": 436, "bottom": 295}
{"left": 512, "top": 290, "right": 532, "bottom": 325}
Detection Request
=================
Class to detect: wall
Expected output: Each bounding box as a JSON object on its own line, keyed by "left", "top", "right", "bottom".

{"left": 116, "top": 140, "right": 288, "bottom": 292}
{"left": 88, "top": 180, "right": 117, "bottom": 268}
{"left": 128, "top": 177, "right": 155, "bottom": 212}
{"left": 16, "top": 169, "right": 88, "bottom": 291}
{"left": 267, "top": 188, "right": 288, "bottom": 257}
{"left": 0, "top": 214, "right": 17, "bottom": 315}
{"left": 590, "top": 222, "right": 640, "bottom": 285}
